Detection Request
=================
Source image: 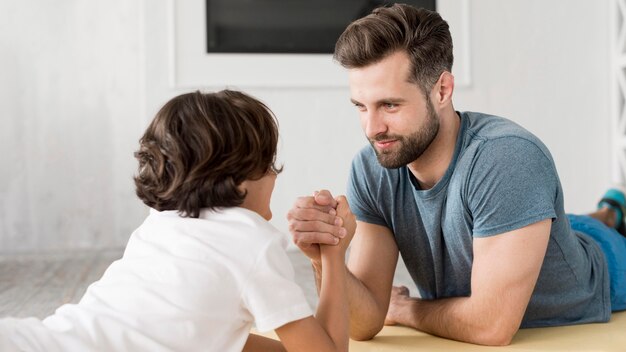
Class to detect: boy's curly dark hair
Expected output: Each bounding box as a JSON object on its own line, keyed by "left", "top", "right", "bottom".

{"left": 133, "top": 90, "right": 281, "bottom": 218}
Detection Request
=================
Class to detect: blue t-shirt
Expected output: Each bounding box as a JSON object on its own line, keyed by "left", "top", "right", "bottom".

{"left": 347, "top": 111, "right": 610, "bottom": 327}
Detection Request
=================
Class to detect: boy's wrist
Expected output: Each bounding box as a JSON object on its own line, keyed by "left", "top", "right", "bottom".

{"left": 320, "top": 246, "right": 346, "bottom": 264}
{"left": 311, "top": 256, "right": 323, "bottom": 272}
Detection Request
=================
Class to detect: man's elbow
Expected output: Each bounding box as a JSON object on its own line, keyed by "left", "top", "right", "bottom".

{"left": 476, "top": 333, "right": 514, "bottom": 346}
{"left": 349, "top": 321, "right": 384, "bottom": 341}
{"left": 349, "top": 331, "right": 376, "bottom": 342}
{"left": 473, "top": 325, "right": 517, "bottom": 346}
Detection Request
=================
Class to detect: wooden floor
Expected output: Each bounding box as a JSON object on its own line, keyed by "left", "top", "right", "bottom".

{"left": 0, "top": 248, "right": 414, "bottom": 320}
{"left": 0, "top": 248, "right": 326, "bottom": 319}
{"left": 0, "top": 249, "right": 124, "bottom": 319}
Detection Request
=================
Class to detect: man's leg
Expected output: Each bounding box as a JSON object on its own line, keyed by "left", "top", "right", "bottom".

{"left": 568, "top": 212, "right": 626, "bottom": 311}
{"left": 594, "top": 188, "right": 626, "bottom": 236}
{"left": 587, "top": 206, "right": 617, "bottom": 229}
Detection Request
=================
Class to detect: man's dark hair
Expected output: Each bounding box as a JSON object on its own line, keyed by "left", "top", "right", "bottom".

{"left": 334, "top": 3, "right": 453, "bottom": 95}
{"left": 133, "top": 90, "right": 281, "bottom": 218}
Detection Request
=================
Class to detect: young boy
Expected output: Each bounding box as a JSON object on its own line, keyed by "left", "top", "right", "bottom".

{"left": 0, "top": 90, "right": 354, "bottom": 351}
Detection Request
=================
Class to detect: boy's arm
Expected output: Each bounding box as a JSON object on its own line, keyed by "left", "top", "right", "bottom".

{"left": 275, "top": 254, "right": 348, "bottom": 351}
{"left": 242, "top": 249, "right": 349, "bottom": 352}
{"left": 243, "top": 334, "right": 285, "bottom": 352}
{"left": 274, "top": 196, "right": 354, "bottom": 352}
{"left": 289, "top": 190, "right": 399, "bottom": 341}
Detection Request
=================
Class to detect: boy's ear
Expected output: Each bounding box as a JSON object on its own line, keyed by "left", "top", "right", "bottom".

{"left": 238, "top": 180, "right": 248, "bottom": 193}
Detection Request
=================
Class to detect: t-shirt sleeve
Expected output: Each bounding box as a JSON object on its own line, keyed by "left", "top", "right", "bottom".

{"left": 346, "top": 149, "right": 388, "bottom": 227}
{"left": 241, "top": 235, "right": 312, "bottom": 332}
{"left": 467, "top": 137, "right": 558, "bottom": 237}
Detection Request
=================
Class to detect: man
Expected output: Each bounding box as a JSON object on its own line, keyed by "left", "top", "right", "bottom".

{"left": 287, "top": 4, "right": 626, "bottom": 346}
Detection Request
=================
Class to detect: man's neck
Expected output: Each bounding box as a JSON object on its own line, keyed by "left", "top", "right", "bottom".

{"left": 407, "top": 107, "right": 460, "bottom": 190}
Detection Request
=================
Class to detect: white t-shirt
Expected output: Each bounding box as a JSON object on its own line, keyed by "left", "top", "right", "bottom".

{"left": 4, "top": 207, "right": 312, "bottom": 351}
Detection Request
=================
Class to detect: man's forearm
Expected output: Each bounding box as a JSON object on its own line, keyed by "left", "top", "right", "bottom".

{"left": 393, "top": 296, "right": 518, "bottom": 346}
{"left": 394, "top": 222, "right": 551, "bottom": 346}
{"left": 312, "top": 262, "right": 386, "bottom": 341}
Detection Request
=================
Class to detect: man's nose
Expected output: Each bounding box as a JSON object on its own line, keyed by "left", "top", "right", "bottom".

{"left": 364, "top": 110, "right": 387, "bottom": 139}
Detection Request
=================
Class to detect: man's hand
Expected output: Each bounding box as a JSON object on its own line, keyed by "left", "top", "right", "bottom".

{"left": 383, "top": 286, "right": 411, "bottom": 326}
{"left": 321, "top": 195, "right": 357, "bottom": 256}
{"left": 286, "top": 190, "right": 348, "bottom": 264}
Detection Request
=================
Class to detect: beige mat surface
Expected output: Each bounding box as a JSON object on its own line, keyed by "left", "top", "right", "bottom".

{"left": 3, "top": 250, "right": 624, "bottom": 351}
{"left": 260, "top": 311, "right": 626, "bottom": 351}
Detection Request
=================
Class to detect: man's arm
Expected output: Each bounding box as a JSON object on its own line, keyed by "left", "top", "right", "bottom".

{"left": 288, "top": 190, "right": 400, "bottom": 341}
{"left": 245, "top": 210, "right": 352, "bottom": 352}
{"left": 345, "top": 221, "right": 399, "bottom": 340}
{"left": 386, "top": 219, "right": 551, "bottom": 346}
{"left": 303, "top": 220, "right": 399, "bottom": 341}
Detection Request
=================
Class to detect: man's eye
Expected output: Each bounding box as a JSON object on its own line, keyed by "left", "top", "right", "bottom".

{"left": 385, "top": 103, "right": 397, "bottom": 109}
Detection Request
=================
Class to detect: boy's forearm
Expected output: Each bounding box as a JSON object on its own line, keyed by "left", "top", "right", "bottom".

{"left": 316, "top": 248, "right": 349, "bottom": 352}
{"left": 312, "top": 254, "right": 386, "bottom": 341}
{"left": 242, "top": 334, "right": 286, "bottom": 352}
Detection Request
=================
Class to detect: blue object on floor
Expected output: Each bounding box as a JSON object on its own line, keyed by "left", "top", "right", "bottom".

{"left": 597, "top": 188, "right": 626, "bottom": 236}
{"left": 568, "top": 214, "right": 626, "bottom": 311}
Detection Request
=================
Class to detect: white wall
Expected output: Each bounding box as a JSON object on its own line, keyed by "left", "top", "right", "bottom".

{"left": 0, "top": 0, "right": 146, "bottom": 253}
{"left": 453, "top": 0, "right": 611, "bottom": 215}
{"left": 0, "top": 0, "right": 612, "bottom": 253}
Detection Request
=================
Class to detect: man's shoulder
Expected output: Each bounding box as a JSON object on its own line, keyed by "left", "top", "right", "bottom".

{"left": 462, "top": 111, "right": 536, "bottom": 140}
{"left": 461, "top": 111, "right": 551, "bottom": 157}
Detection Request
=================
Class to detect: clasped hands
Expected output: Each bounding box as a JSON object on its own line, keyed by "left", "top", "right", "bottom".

{"left": 286, "top": 190, "right": 357, "bottom": 264}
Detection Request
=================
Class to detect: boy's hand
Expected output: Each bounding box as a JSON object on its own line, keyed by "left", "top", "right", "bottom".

{"left": 287, "top": 190, "right": 346, "bottom": 264}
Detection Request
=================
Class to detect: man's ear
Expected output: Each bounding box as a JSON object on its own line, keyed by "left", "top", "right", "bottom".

{"left": 433, "top": 71, "right": 455, "bottom": 106}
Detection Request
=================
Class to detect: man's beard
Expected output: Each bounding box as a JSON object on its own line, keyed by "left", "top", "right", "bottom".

{"left": 370, "top": 99, "right": 440, "bottom": 169}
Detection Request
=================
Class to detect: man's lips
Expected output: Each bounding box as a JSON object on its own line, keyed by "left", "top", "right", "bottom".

{"left": 375, "top": 139, "right": 397, "bottom": 149}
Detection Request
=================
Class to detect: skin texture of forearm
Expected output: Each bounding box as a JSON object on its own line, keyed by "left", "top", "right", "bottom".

{"left": 312, "top": 262, "right": 386, "bottom": 341}
{"left": 316, "top": 249, "right": 349, "bottom": 352}
{"left": 387, "top": 221, "right": 551, "bottom": 346}
{"left": 396, "top": 295, "right": 518, "bottom": 346}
